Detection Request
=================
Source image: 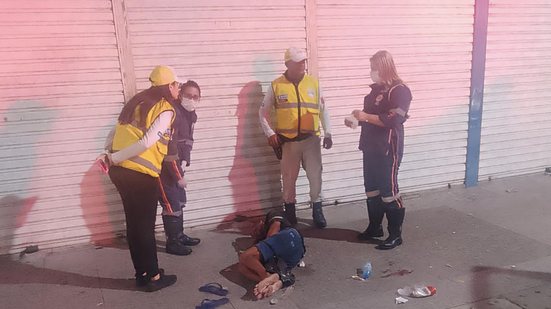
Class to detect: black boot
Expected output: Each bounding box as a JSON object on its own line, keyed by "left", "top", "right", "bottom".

{"left": 162, "top": 215, "right": 192, "bottom": 256}
{"left": 179, "top": 233, "right": 201, "bottom": 246}
{"left": 284, "top": 202, "right": 297, "bottom": 225}
{"left": 376, "top": 203, "right": 405, "bottom": 250}
{"left": 312, "top": 201, "right": 327, "bottom": 229}
{"left": 358, "top": 197, "right": 385, "bottom": 240}
{"left": 175, "top": 214, "right": 201, "bottom": 246}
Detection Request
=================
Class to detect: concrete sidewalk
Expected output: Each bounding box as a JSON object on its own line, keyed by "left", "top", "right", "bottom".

{"left": 1, "top": 173, "right": 551, "bottom": 309}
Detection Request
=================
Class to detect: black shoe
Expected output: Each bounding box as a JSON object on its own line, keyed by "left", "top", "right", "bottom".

{"left": 312, "top": 202, "right": 327, "bottom": 229}
{"left": 135, "top": 269, "right": 164, "bottom": 287}
{"left": 357, "top": 226, "right": 384, "bottom": 240}
{"left": 166, "top": 238, "right": 192, "bottom": 256}
{"left": 179, "top": 233, "right": 201, "bottom": 246}
{"left": 142, "top": 273, "right": 177, "bottom": 292}
{"left": 375, "top": 236, "right": 403, "bottom": 250}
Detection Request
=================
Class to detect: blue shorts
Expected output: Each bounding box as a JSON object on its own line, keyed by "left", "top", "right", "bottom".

{"left": 256, "top": 228, "right": 305, "bottom": 270}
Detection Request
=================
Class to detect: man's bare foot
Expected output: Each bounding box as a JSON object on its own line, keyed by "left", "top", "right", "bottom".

{"left": 255, "top": 273, "right": 279, "bottom": 291}
{"left": 254, "top": 273, "right": 283, "bottom": 299}
{"left": 262, "top": 280, "right": 283, "bottom": 299}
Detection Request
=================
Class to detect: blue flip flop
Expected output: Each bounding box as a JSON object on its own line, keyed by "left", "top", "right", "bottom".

{"left": 198, "top": 282, "right": 229, "bottom": 296}
{"left": 195, "top": 298, "right": 229, "bottom": 309}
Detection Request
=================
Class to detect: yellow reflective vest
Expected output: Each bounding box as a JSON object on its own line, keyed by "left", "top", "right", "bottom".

{"left": 112, "top": 99, "right": 175, "bottom": 177}
{"left": 272, "top": 74, "right": 320, "bottom": 139}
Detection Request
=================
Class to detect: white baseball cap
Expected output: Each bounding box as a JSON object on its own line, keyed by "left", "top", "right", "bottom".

{"left": 284, "top": 47, "right": 307, "bottom": 63}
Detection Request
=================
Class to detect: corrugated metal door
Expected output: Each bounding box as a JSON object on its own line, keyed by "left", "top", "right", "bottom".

{"left": 479, "top": 0, "right": 551, "bottom": 179}
{"left": 0, "top": 0, "right": 125, "bottom": 254}
{"left": 316, "top": 0, "right": 476, "bottom": 202}
{"left": 125, "top": 0, "right": 308, "bottom": 225}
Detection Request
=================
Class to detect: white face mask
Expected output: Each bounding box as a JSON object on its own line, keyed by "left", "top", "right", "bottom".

{"left": 180, "top": 98, "right": 197, "bottom": 111}
{"left": 370, "top": 70, "right": 381, "bottom": 84}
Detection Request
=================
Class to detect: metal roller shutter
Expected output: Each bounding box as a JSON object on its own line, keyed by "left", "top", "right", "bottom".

{"left": 479, "top": 0, "right": 551, "bottom": 179}
{"left": 125, "top": 0, "right": 308, "bottom": 225}
{"left": 315, "top": 0, "right": 475, "bottom": 203}
{"left": 0, "top": 0, "right": 125, "bottom": 254}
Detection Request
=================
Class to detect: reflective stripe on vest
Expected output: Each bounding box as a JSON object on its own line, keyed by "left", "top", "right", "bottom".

{"left": 272, "top": 74, "right": 321, "bottom": 139}
{"left": 112, "top": 99, "right": 175, "bottom": 177}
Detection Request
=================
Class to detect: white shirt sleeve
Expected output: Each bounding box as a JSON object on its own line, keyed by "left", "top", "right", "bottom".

{"left": 111, "top": 110, "right": 174, "bottom": 164}
{"left": 259, "top": 85, "right": 276, "bottom": 137}
{"left": 319, "top": 87, "right": 332, "bottom": 137}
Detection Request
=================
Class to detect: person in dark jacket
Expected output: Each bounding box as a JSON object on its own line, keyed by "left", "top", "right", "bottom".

{"left": 347, "top": 50, "right": 412, "bottom": 250}
{"left": 238, "top": 210, "right": 305, "bottom": 299}
{"left": 158, "top": 80, "right": 202, "bottom": 256}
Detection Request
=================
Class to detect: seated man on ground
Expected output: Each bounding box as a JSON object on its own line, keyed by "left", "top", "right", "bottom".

{"left": 238, "top": 210, "right": 305, "bottom": 300}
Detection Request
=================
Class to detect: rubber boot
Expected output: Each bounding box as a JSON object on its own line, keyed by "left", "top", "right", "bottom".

{"left": 284, "top": 202, "right": 297, "bottom": 225}
{"left": 162, "top": 215, "right": 192, "bottom": 256}
{"left": 358, "top": 196, "right": 385, "bottom": 240}
{"left": 312, "top": 201, "right": 327, "bottom": 229}
{"left": 179, "top": 232, "right": 201, "bottom": 246}
{"left": 376, "top": 202, "right": 405, "bottom": 250}
{"left": 175, "top": 214, "right": 201, "bottom": 246}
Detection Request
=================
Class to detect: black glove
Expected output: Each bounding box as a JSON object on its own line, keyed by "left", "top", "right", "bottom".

{"left": 323, "top": 137, "right": 333, "bottom": 149}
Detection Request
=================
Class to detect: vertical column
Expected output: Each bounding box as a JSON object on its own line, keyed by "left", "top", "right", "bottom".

{"left": 305, "top": 0, "right": 319, "bottom": 78}
{"left": 465, "top": 0, "right": 489, "bottom": 187}
{"left": 111, "top": 0, "right": 136, "bottom": 102}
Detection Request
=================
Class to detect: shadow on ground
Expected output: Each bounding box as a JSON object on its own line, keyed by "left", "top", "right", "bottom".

{"left": 0, "top": 255, "right": 136, "bottom": 291}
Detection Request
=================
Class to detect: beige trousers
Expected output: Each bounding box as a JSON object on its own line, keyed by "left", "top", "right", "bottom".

{"left": 281, "top": 135, "right": 322, "bottom": 204}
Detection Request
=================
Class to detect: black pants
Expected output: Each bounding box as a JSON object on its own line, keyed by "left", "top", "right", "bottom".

{"left": 109, "top": 166, "right": 160, "bottom": 277}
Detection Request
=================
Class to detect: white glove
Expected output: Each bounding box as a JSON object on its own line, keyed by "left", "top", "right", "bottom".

{"left": 177, "top": 177, "right": 187, "bottom": 188}
{"left": 180, "top": 160, "right": 188, "bottom": 172}
{"left": 344, "top": 114, "right": 359, "bottom": 129}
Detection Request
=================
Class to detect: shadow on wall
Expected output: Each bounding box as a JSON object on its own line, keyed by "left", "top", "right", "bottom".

{"left": 0, "top": 100, "right": 57, "bottom": 254}
{"left": 79, "top": 163, "right": 125, "bottom": 247}
{"left": 218, "top": 81, "right": 282, "bottom": 234}
{"left": 0, "top": 195, "right": 37, "bottom": 254}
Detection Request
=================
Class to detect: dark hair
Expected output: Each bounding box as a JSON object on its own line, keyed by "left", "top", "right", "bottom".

{"left": 118, "top": 84, "right": 174, "bottom": 126}
{"left": 180, "top": 80, "right": 201, "bottom": 97}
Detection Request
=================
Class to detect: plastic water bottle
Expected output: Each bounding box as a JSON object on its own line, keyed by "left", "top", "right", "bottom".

{"left": 361, "top": 262, "right": 372, "bottom": 279}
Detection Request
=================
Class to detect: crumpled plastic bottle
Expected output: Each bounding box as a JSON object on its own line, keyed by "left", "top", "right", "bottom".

{"left": 397, "top": 285, "right": 437, "bottom": 298}
{"left": 361, "top": 262, "right": 372, "bottom": 279}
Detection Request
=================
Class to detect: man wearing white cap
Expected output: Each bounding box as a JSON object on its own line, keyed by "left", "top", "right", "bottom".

{"left": 259, "top": 47, "right": 333, "bottom": 228}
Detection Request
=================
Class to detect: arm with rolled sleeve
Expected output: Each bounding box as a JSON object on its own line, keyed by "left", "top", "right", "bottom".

{"left": 378, "top": 85, "right": 412, "bottom": 128}
{"left": 355, "top": 85, "right": 411, "bottom": 128}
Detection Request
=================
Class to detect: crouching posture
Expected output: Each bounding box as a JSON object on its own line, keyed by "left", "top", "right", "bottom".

{"left": 238, "top": 210, "right": 305, "bottom": 299}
